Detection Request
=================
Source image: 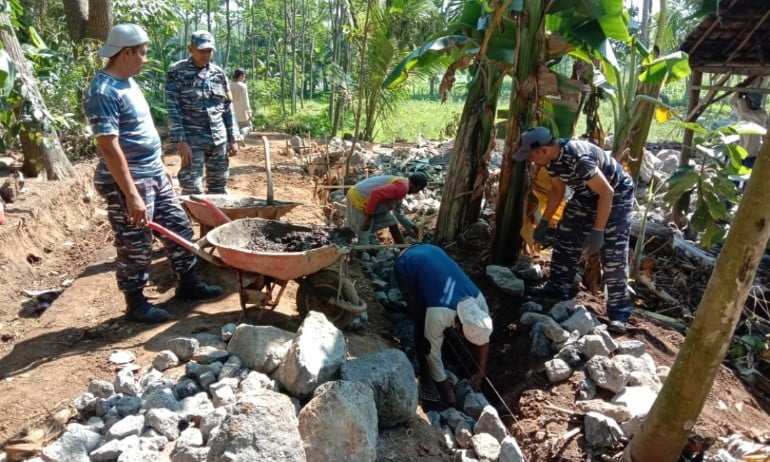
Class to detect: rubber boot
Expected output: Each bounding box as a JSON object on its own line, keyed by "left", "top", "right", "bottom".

{"left": 176, "top": 270, "right": 223, "bottom": 300}
{"left": 124, "top": 291, "right": 170, "bottom": 323}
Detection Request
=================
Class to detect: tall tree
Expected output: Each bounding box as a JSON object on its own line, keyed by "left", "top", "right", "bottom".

{"left": 629, "top": 134, "right": 770, "bottom": 461}
{"left": 62, "top": 0, "right": 113, "bottom": 44}
{"left": 0, "top": 11, "right": 76, "bottom": 180}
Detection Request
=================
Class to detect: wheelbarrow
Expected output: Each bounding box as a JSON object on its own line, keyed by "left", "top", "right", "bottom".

{"left": 180, "top": 135, "right": 301, "bottom": 236}
{"left": 147, "top": 210, "right": 366, "bottom": 329}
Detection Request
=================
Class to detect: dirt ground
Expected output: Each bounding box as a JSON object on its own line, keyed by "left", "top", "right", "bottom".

{"left": 0, "top": 134, "right": 447, "bottom": 461}
{"left": 0, "top": 134, "right": 769, "bottom": 461}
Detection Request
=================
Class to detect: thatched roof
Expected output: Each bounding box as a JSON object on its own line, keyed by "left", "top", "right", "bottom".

{"left": 680, "top": 0, "right": 770, "bottom": 75}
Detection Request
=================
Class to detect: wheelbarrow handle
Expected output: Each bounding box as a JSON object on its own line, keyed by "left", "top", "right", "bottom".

{"left": 189, "top": 195, "right": 231, "bottom": 227}
{"left": 147, "top": 221, "right": 224, "bottom": 267}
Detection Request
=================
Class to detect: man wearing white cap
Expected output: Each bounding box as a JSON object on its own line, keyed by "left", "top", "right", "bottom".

{"left": 84, "top": 24, "right": 223, "bottom": 323}
{"left": 394, "top": 244, "right": 493, "bottom": 405}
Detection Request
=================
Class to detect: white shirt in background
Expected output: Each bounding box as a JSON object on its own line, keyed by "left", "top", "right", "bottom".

{"left": 231, "top": 81, "right": 251, "bottom": 123}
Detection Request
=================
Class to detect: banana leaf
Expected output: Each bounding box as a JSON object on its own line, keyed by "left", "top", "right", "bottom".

{"left": 383, "top": 35, "right": 473, "bottom": 88}
{"left": 0, "top": 50, "right": 15, "bottom": 97}
{"left": 639, "top": 51, "right": 691, "bottom": 85}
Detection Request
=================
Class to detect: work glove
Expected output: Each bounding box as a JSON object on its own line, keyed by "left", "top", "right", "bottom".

{"left": 533, "top": 219, "right": 549, "bottom": 244}
{"left": 584, "top": 228, "right": 605, "bottom": 255}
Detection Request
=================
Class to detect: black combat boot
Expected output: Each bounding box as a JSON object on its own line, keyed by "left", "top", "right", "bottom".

{"left": 124, "top": 290, "right": 170, "bottom": 323}
{"left": 176, "top": 270, "right": 223, "bottom": 300}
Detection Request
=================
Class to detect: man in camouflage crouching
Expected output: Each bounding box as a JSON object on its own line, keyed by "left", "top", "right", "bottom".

{"left": 166, "top": 30, "right": 240, "bottom": 195}
{"left": 515, "top": 127, "right": 634, "bottom": 334}
{"left": 85, "top": 24, "right": 222, "bottom": 323}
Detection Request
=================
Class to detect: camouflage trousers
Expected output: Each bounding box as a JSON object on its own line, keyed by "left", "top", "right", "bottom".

{"left": 547, "top": 185, "right": 634, "bottom": 322}
{"left": 178, "top": 142, "right": 229, "bottom": 195}
{"left": 96, "top": 174, "right": 197, "bottom": 293}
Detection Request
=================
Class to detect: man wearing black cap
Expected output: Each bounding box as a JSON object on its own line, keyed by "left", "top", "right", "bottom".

{"left": 166, "top": 30, "right": 240, "bottom": 195}
{"left": 514, "top": 127, "right": 634, "bottom": 333}
{"left": 346, "top": 173, "right": 428, "bottom": 244}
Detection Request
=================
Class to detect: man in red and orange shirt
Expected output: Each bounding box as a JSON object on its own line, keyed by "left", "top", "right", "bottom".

{"left": 346, "top": 173, "right": 428, "bottom": 244}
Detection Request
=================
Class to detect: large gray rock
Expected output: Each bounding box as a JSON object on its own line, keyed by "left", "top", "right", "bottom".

{"left": 576, "top": 375, "right": 597, "bottom": 400}
{"left": 576, "top": 400, "right": 632, "bottom": 422}
{"left": 114, "top": 367, "right": 141, "bottom": 396}
{"left": 578, "top": 334, "right": 611, "bottom": 359}
{"left": 471, "top": 433, "right": 501, "bottom": 462}
{"left": 239, "top": 370, "right": 277, "bottom": 395}
{"left": 341, "top": 349, "right": 417, "bottom": 427}
{"left": 474, "top": 405, "right": 508, "bottom": 443}
{"left": 547, "top": 303, "right": 571, "bottom": 323}
{"left": 499, "top": 436, "right": 526, "bottom": 462}
{"left": 207, "top": 391, "right": 306, "bottom": 462}
{"left": 88, "top": 380, "right": 115, "bottom": 399}
{"left": 218, "top": 355, "right": 242, "bottom": 381}
{"left": 153, "top": 350, "right": 180, "bottom": 371}
{"left": 178, "top": 392, "right": 214, "bottom": 421}
{"left": 584, "top": 412, "right": 624, "bottom": 448}
{"left": 191, "top": 346, "right": 229, "bottom": 365}
{"left": 455, "top": 422, "right": 473, "bottom": 449}
{"left": 227, "top": 324, "right": 295, "bottom": 373}
{"left": 170, "top": 445, "right": 209, "bottom": 462}
{"left": 167, "top": 338, "right": 199, "bottom": 362}
{"left": 201, "top": 408, "right": 227, "bottom": 442}
{"left": 298, "top": 381, "right": 378, "bottom": 462}
{"left": 529, "top": 324, "right": 551, "bottom": 358}
{"left": 545, "top": 358, "right": 572, "bottom": 383}
{"left": 612, "top": 386, "right": 658, "bottom": 418}
{"left": 486, "top": 266, "right": 524, "bottom": 296}
{"left": 592, "top": 325, "right": 619, "bottom": 353}
{"left": 560, "top": 306, "right": 595, "bottom": 336}
{"left": 42, "top": 424, "right": 102, "bottom": 462}
{"left": 221, "top": 323, "right": 237, "bottom": 342}
{"left": 585, "top": 356, "right": 628, "bottom": 393}
{"left": 455, "top": 449, "right": 480, "bottom": 462}
{"left": 555, "top": 343, "right": 582, "bottom": 366}
{"left": 276, "top": 312, "right": 347, "bottom": 398}
{"left": 519, "top": 312, "right": 552, "bottom": 326}
{"left": 617, "top": 340, "right": 646, "bottom": 357}
{"left": 89, "top": 435, "right": 140, "bottom": 461}
{"left": 540, "top": 319, "right": 571, "bottom": 343}
{"left": 141, "top": 387, "right": 180, "bottom": 412}
{"left": 463, "top": 392, "right": 490, "bottom": 420}
{"left": 106, "top": 415, "right": 145, "bottom": 441}
{"left": 145, "top": 408, "right": 181, "bottom": 440}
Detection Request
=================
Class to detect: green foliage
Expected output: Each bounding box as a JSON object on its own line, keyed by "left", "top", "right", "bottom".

{"left": 663, "top": 121, "right": 765, "bottom": 248}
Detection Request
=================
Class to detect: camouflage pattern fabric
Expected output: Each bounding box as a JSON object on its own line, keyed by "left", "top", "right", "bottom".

{"left": 178, "top": 143, "right": 228, "bottom": 195}
{"left": 546, "top": 180, "right": 634, "bottom": 322}
{"left": 96, "top": 174, "right": 196, "bottom": 293}
{"left": 166, "top": 58, "right": 238, "bottom": 193}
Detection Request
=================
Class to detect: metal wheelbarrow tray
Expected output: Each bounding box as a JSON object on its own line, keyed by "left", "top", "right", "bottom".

{"left": 180, "top": 194, "right": 301, "bottom": 229}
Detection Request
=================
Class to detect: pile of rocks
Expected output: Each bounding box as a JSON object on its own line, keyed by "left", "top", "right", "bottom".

{"left": 424, "top": 378, "right": 525, "bottom": 462}
{"left": 33, "top": 312, "right": 418, "bottom": 462}
{"left": 519, "top": 300, "right": 667, "bottom": 450}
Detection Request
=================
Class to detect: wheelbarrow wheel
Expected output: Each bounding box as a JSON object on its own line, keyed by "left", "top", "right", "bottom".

{"left": 296, "top": 269, "right": 362, "bottom": 329}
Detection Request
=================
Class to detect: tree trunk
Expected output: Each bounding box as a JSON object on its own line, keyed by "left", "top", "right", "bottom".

{"left": 280, "top": 0, "right": 288, "bottom": 115}
{"left": 345, "top": 0, "right": 373, "bottom": 177}
{"left": 491, "top": 0, "right": 544, "bottom": 264}
{"left": 207, "top": 0, "right": 211, "bottom": 32}
{"left": 86, "top": 0, "right": 112, "bottom": 41}
{"left": 224, "top": 0, "right": 231, "bottom": 68}
{"left": 434, "top": 65, "right": 504, "bottom": 243}
{"left": 628, "top": 133, "right": 770, "bottom": 462}
{"left": 62, "top": 0, "right": 88, "bottom": 43}
{"left": 290, "top": 0, "right": 297, "bottom": 114}
{"left": 0, "top": 12, "right": 75, "bottom": 180}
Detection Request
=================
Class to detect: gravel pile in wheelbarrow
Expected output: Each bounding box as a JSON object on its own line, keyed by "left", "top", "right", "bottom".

{"left": 217, "top": 219, "right": 355, "bottom": 252}
{"left": 206, "top": 196, "right": 290, "bottom": 208}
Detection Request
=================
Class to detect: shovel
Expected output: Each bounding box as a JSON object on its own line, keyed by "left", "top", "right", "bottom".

{"left": 261, "top": 135, "right": 274, "bottom": 205}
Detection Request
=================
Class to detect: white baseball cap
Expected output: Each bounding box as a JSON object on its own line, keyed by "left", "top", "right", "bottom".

{"left": 457, "top": 298, "right": 493, "bottom": 346}
{"left": 97, "top": 24, "right": 149, "bottom": 58}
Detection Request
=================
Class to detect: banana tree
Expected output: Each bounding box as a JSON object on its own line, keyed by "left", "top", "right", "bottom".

{"left": 383, "top": 0, "right": 508, "bottom": 244}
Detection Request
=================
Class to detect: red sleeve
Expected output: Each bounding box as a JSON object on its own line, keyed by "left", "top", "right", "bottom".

{"left": 364, "top": 179, "right": 408, "bottom": 215}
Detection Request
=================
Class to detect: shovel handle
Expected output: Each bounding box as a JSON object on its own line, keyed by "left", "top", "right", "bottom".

{"left": 147, "top": 221, "right": 224, "bottom": 267}
{"left": 189, "top": 195, "right": 231, "bottom": 226}
{"left": 262, "top": 136, "right": 274, "bottom": 205}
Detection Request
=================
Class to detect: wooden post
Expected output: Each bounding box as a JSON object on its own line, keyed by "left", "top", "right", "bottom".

{"left": 681, "top": 70, "right": 702, "bottom": 165}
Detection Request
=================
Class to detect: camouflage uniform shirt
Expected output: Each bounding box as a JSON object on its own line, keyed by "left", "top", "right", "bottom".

{"left": 166, "top": 58, "right": 239, "bottom": 146}
{"left": 546, "top": 139, "right": 632, "bottom": 200}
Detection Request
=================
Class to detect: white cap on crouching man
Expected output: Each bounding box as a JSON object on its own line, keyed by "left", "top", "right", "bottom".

{"left": 97, "top": 24, "right": 150, "bottom": 58}
{"left": 456, "top": 298, "right": 493, "bottom": 345}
